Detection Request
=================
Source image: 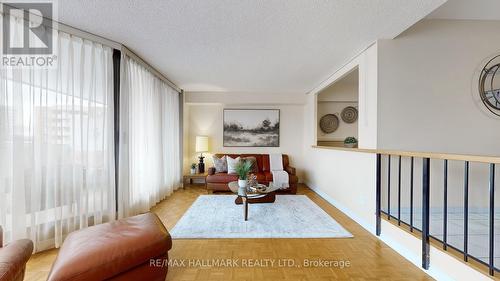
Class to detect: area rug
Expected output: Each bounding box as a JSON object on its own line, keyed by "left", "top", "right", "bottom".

{"left": 170, "top": 195, "right": 353, "bottom": 239}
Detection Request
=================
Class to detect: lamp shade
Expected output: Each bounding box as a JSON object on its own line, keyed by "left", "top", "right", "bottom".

{"left": 195, "top": 136, "right": 209, "bottom": 152}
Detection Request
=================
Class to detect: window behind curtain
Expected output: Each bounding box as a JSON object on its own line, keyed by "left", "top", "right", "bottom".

{"left": 0, "top": 18, "right": 115, "bottom": 252}
{"left": 118, "top": 55, "right": 181, "bottom": 218}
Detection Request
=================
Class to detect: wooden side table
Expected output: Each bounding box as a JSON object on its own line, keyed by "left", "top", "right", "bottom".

{"left": 183, "top": 172, "right": 208, "bottom": 188}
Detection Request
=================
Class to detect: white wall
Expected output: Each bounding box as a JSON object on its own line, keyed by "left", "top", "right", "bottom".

{"left": 378, "top": 19, "right": 500, "bottom": 156}
{"left": 184, "top": 92, "right": 306, "bottom": 180}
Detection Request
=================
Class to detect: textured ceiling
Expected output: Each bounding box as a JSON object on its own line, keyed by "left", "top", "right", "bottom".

{"left": 59, "top": 0, "right": 445, "bottom": 93}
{"left": 428, "top": 0, "right": 500, "bottom": 20}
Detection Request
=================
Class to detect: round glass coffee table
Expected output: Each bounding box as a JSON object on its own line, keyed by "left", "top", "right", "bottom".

{"left": 228, "top": 181, "right": 281, "bottom": 221}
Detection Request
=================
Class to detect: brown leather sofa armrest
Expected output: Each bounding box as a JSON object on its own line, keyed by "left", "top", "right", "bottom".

{"left": 208, "top": 167, "right": 216, "bottom": 175}
{"left": 285, "top": 166, "right": 296, "bottom": 175}
{"left": 0, "top": 239, "right": 33, "bottom": 281}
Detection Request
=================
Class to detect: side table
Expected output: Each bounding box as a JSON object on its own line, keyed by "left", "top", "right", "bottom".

{"left": 183, "top": 172, "right": 208, "bottom": 189}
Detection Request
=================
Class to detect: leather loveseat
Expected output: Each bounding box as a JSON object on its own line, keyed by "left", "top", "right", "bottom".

{"left": 206, "top": 154, "right": 298, "bottom": 194}
{"left": 0, "top": 226, "right": 33, "bottom": 281}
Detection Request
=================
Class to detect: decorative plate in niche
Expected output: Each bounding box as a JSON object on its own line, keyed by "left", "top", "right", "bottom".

{"left": 341, "top": 106, "right": 358, "bottom": 123}
{"left": 319, "top": 114, "right": 339, "bottom": 134}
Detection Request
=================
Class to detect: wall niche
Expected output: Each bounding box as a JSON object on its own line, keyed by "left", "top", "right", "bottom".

{"left": 316, "top": 68, "right": 359, "bottom": 147}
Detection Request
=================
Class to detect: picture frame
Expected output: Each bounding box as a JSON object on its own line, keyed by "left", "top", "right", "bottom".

{"left": 223, "top": 109, "right": 280, "bottom": 147}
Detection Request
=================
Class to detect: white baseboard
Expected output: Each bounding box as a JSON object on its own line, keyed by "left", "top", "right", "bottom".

{"left": 305, "top": 181, "right": 375, "bottom": 234}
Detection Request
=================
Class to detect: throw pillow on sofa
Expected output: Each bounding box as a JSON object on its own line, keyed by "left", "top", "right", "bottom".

{"left": 212, "top": 155, "right": 227, "bottom": 173}
{"left": 227, "top": 156, "right": 241, "bottom": 174}
{"left": 242, "top": 156, "right": 258, "bottom": 173}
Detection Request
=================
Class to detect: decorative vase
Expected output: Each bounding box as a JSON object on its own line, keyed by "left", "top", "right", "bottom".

{"left": 190, "top": 168, "right": 196, "bottom": 174}
{"left": 238, "top": 179, "right": 247, "bottom": 188}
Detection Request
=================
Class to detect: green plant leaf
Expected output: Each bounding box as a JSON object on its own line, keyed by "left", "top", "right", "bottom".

{"left": 344, "top": 137, "right": 357, "bottom": 144}
{"left": 235, "top": 160, "right": 252, "bottom": 180}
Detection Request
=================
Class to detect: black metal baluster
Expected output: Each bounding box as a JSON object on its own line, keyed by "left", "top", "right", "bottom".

{"left": 398, "top": 155, "right": 402, "bottom": 225}
{"left": 443, "top": 159, "right": 448, "bottom": 250}
{"left": 422, "top": 157, "right": 431, "bottom": 269}
{"left": 388, "top": 155, "right": 391, "bottom": 220}
{"left": 376, "top": 154, "right": 382, "bottom": 236}
{"left": 489, "top": 163, "right": 496, "bottom": 275}
{"left": 464, "top": 161, "right": 469, "bottom": 262}
{"left": 410, "top": 157, "right": 414, "bottom": 232}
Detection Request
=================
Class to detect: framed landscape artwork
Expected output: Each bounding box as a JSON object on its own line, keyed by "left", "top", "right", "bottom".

{"left": 223, "top": 109, "right": 280, "bottom": 147}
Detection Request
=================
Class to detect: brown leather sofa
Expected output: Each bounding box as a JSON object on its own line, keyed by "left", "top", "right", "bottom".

{"left": 0, "top": 226, "right": 33, "bottom": 281}
{"left": 47, "top": 213, "right": 172, "bottom": 281}
{"left": 207, "top": 154, "right": 298, "bottom": 194}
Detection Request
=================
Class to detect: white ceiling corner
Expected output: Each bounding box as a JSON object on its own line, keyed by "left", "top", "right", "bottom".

{"left": 427, "top": 0, "right": 500, "bottom": 21}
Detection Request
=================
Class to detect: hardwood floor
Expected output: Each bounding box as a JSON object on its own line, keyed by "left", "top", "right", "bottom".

{"left": 25, "top": 184, "right": 433, "bottom": 281}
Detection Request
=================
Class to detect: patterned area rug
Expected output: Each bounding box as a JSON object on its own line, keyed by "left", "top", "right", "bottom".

{"left": 170, "top": 195, "right": 353, "bottom": 239}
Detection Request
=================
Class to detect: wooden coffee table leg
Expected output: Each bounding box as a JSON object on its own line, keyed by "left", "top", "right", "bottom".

{"left": 235, "top": 192, "right": 276, "bottom": 220}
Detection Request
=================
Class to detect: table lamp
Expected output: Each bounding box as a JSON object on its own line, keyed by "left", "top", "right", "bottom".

{"left": 195, "top": 136, "right": 209, "bottom": 173}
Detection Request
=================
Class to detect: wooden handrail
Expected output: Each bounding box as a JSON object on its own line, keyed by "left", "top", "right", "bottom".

{"left": 312, "top": 145, "right": 500, "bottom": 164}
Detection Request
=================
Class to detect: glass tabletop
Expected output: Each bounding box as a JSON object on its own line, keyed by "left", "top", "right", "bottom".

{"left": 228, "top": 181, "right": 281, "bottom": 198}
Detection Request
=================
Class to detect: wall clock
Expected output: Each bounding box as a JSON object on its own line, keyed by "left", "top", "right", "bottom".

{"left": 479, "top": 54, "right": 500, "bottom": 116}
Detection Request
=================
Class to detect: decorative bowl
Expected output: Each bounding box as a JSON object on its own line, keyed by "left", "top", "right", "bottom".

{"left": 249, "top": 184, "right": 268, "bottom": 193}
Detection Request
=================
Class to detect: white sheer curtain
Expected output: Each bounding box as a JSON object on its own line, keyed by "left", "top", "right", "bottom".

{"left": 118, "top": 54, "right": 180, "bottom": 218}
{"left": 0, "top": 19, "right": 115, "bottom": 251}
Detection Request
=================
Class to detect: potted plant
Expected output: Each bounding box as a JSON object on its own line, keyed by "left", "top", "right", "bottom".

{"left": 344, "top": 137, "right": 358, "bottom": 148}
{"left": 235, "top": 160, "right": 253, "bottom": 188}
{"left": 190, "top": 163, "right": 197, "bottom": 174}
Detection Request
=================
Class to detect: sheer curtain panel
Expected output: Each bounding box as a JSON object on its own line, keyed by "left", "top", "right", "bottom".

{"left": 0, "top": 22, "right": 115, "bottom": 251}
{"left": 118, "top": 54, "right": 181, "bottom": 218}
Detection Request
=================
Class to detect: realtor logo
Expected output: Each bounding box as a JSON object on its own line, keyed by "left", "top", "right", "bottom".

{"left": 1, "top": 1, "right": 57, "bottom": 68}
